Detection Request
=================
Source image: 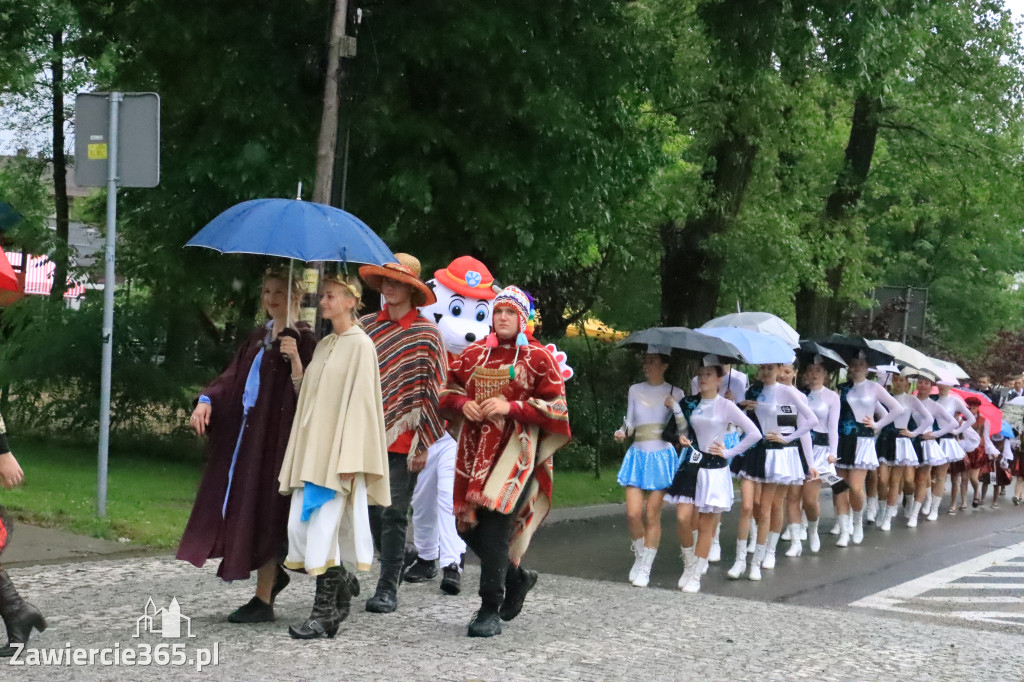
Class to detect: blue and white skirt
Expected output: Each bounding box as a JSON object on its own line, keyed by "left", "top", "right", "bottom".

{"left": 617, "top": 444, "right": 681, "bottom": 491}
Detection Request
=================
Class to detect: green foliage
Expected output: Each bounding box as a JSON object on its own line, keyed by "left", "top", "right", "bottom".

{"left": 556, "top": 335, "right": 655, "bottom": 472}
{"left": 0, "top": 293, "right": 212, "bottom": 435}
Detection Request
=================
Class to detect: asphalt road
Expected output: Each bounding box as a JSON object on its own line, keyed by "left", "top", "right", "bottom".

{"left": 526, "top": 489, "right": 1024, "bottom": 616}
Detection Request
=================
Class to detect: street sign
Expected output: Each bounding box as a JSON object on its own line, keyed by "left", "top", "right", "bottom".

{"left": 74, "top": 92, "right": 160, "bottom": 188}
{"left": 74, "top": 92, "right": 161, "bottom": 518}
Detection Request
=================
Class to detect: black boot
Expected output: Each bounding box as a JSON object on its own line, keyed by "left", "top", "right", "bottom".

{"left": 0, "top": 568, "right": 47, "bottom": 657}
{"left": 271, "top": 565, "right": 290, "bottom": 602}
{"left": 365, "top": 561, "right": 401, "bottom": 613}
{"left": 331, "top": 566, "right": 360, "bottom": 622}
{"left": 288, "top": 570, "right": 342, "bottom": 640}
{"left": 499, "top": 566, "right": 538, "bottom": 622}
{"left": 467, "top": 605, "right": 502, "bottom": 638}
{"left": 440, "top": 563, "right": 462, "bottom": 595}
{"left": 403, "top": 557, "right": 438, "bottom": 583}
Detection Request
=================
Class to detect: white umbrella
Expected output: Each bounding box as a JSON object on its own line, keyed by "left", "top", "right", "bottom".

{"left": 929, "top": 357, "right": 970, "bottom": 381}
{"left": 867, "top": 339, "right": 937, "bottom": 372}
{"left": 700, "top": 312, "right": 800, "bottom": 348}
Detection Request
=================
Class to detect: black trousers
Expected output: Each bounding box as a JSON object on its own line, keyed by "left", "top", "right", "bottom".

{"left": 459, "top": 508, "right": 527, "bottom": 610}
{"left": 369, "top": 452, "right": 418, "bottom": 579}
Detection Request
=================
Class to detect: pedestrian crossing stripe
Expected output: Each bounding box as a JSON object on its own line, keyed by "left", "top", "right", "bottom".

{"left": 851, "top": 540, "right": 1024, "bottom": 628}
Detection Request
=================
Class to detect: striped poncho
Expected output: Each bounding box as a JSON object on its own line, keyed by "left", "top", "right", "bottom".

{"left": 361, "top": 307, "right": 448, "bottom": 461}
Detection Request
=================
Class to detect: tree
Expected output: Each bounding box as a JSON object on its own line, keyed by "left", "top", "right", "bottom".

{"left": 341, "top": 0, "right": 666, "bottom": 333}
{"left": 0, "top": 0, "right": 92, "bottom": 300}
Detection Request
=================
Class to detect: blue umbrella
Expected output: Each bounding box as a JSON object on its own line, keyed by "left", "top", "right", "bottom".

{"left": 696, "top": 327, "right": 796, "bottom": 365}
{"left": 185, "top": 198, "right": 395, "bottom": 266}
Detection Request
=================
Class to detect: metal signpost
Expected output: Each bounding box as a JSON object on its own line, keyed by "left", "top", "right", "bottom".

{"left": 75, "top": 92, "right": 160, "bottom": 517}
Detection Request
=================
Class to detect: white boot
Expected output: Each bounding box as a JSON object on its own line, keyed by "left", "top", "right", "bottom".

{"left": 830, "top": 516, "right": 842, "bottom": 535}
{"left": 682, "top": 558, "right": 708, "bottom": 593}
{"left": 907, "top": 501, "right": 923, "bottom": 528}
{"left": 785, "top": 523, "right": 803, "bottom": 557}
{"left": 762, "top": 532, "right": 780, "bottom": 569}
{"left": 748, "top": 545, "right": 766, "bottom": 581}
{"left": 708, "top": 524, "right": 722, "bottom": 563}
{"left": 807, "top": 520, "right": 821, "bottom": 553}
{"left": 927, "top": 494, "right": 940, "bottom": 521}
{"left": 628, "top": 538, "right": 645, "bottom": 583}
{"left": 903, "top": 494, "right": 913, "bottom": 518}
{"left": 865, "top": 497, "right": 878, "bottom": 524}
{"left": 781, "top": 525, "right": 791, "bottom": 541}
{"left": 852, "top": 510, "right": 865, "bottom": 544}
{"left": 632, "top": 547, "right": 657, "bottom": 587}
{"left": 800, "top": 512, "right": 808, "bottom": 540}
{"left": 924, "top": 489, "right": 933, "bottom": 514}
{"left": 877, "top": 502, "right": 888, "bottom": 528}
{"left": 727, "top": 540, "right": 747, "bottom": 580}
{"left": 879, "top": 505, "right": 894, "bottom": 532}
{"left": 677, "top": 545, "right": 697, "bottom": 589}
{"left": 836, "top": 513, "right": 851, "bottom": 547}
{"left": 747, "top": 520, "right": 758, "bottom": 553}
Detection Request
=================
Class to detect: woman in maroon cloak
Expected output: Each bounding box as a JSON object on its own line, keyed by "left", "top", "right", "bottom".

{"left": 177, "top": 268, "right": 317, "bottom": 623}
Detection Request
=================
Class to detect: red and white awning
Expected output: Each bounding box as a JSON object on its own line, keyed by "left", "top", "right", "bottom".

{"left": 3, "top": 250, "right": 87, "bottom": 299}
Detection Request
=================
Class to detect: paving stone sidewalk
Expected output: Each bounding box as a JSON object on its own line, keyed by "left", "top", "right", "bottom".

{"left": 3, "top": 556, "right": 1023, "bottom": 681}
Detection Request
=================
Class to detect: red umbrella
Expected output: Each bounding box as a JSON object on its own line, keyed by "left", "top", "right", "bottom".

{"left": 951, "top": 387, "right": 1002, "bottom": 434}
{"left": 0, "top": 245, "right": 17, "bottom": 292}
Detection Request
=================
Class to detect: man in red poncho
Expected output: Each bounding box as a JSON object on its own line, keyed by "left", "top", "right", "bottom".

{"left": 440, "top": 285, "right": 571, "bottom": 638}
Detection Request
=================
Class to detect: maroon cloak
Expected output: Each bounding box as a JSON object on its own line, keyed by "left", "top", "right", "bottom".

{"left": 176, "top": 323, "right": 317, "bottom": 581}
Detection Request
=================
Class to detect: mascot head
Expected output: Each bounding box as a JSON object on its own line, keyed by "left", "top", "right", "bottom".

{"left": 422, "top": 256, "right": 499, "bottom": 355}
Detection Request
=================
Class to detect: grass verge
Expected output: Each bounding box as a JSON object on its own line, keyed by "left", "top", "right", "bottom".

{"left": 2, "top": 440, "right": 200, "bottom": 549}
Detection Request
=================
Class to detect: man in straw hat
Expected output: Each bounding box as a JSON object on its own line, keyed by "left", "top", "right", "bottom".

{"left": 359, "top": 254, "right": 448, "bottom": 614}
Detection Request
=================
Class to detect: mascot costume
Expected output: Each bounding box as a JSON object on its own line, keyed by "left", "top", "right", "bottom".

{"left": 403, "top": 257, "right": 572, "bottom": 595}
{"left": 402, "top": 257, "right": 500, "bottom": 594}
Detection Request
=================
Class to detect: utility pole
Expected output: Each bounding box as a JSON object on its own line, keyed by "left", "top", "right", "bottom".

{"left": 304, "top": 0, "right": 357, "bottom": 330}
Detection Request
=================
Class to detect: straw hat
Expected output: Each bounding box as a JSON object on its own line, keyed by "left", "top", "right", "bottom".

{"left": 358, "top": 253, "right": 437, "bottom": 307}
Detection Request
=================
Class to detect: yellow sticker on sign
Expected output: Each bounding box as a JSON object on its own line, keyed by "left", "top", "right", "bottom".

{"left": 88, "top": 143, "right": 108, "bottom": 160}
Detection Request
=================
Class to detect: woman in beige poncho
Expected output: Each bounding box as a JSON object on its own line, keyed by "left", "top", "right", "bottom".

{"left": 277, "top": 274, "right": 390, "bottom": 640}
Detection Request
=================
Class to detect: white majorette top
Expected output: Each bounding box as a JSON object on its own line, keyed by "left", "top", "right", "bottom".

{"left": 808, "top": 387, "right": 840, "bottom": 459}
{"left": 935, "top": 394, "right": 975, "bottom": 436}
{"left": 753, "top": 383, "right": 818, "bottom": 444}
{"left": 682, "top": 395, "right": 761, "bottom": 459}
{"left": 892, "top": 392, "right": 933, "bottom": 436}
{"left": 918, "top": 398, "right": 959, "bottom": 438}
{"left": 623, "top": 382, "right": 685, "bottom": 452}
{"left": 845, "top": 379, "right": 904, "bottom": 433}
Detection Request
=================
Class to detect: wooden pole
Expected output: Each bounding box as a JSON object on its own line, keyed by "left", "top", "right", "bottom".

{"left": 305, "top": 0, "right": 350, "bottom": 331}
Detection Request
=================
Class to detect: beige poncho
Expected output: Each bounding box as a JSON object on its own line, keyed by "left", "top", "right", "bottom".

{"left": 278, "top": 326, "right": 391, "bottom": 507}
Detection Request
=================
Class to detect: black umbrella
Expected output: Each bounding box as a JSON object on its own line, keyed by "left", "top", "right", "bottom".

{"left": 617, "top": 327, "right": 744, "bottom": 363}
{"left": 796, "top": 340, "right": 848, "bottom": 371}
{"left": 816, "top": 334, "right": 894, "bottom": 366}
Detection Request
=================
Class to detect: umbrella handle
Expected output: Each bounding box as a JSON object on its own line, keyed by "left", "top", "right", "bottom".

{"left": 286, "top": 259, "right": 294, "bottom": 329}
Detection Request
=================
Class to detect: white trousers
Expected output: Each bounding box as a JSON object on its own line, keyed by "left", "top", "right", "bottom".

{"left": 285, "top": 477, "right": 373, "bottom": 575}
{"left": 411, "top": 433, "right": 466, "bottom": 568}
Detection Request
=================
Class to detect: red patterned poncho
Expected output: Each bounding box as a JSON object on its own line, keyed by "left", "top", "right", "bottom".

{"left": 440, "top": 339, "right": 570, "bottom": 563}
